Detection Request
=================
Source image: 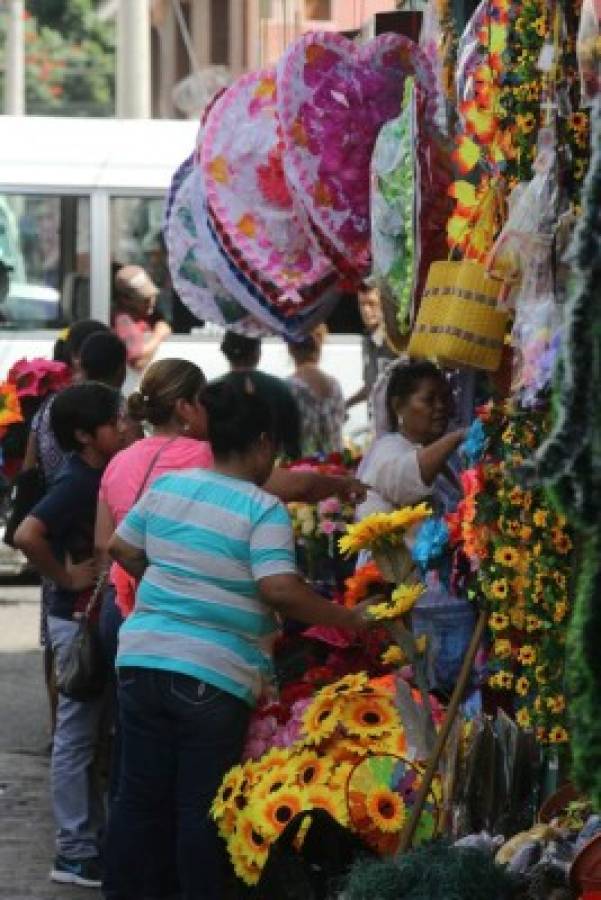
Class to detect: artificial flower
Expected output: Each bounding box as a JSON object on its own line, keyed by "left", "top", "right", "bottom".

{"left": 533, "top": 509, "right": 548, "bottom": 527}
{"left": 381, "top": 645, "right": 406, "bottom": 667}
{"left": 319, "top": 672, "right": 369, "bottom": 699}
{"left": 293, "top": 751, "right": 333, "bottom": 788}
{"left": 343, "top": 562, "right": 385, "bottom": 608}
{"left": 517, "top": 644, "right": 537, "bottom": 666}
{"left": 338, "top": 503, "right": 431, "bottom": 556}
{"left": 547, "top": 695, "right": 566, "bottom": 715}
{"left": 534, "top": 665, "right": 548, "bottom": 685}
{"left": 342, "top": 694, "right": 397, "bottom": 739}
{"left": 548, "top": 726, "right": 569, "bottom": 744}
{"left": 260, "top": 786, "right": 305, "bottom": 833}
{"left": 490, "top": 577, "right": 510, "bottom": 600}
{"left": 300, "top": 694, "right": 341, "bottom": 746}
{"left": 516, "top": 676, "right": 530, "bottom": 697}
{"left": 516, "top": 707, "right": 532, "bottom": 728}
{"left": 364, "top": 788, "right": 406, "bottom": 833}
{"left": 0, "top": 383, "right": 23, "bottom": 428}
{"left": 304, "top": 785, "right": 348, "bottom": 826}
{"left": 526, "top": 615, "right": 542, "bottom": 633}
{"left": 490, "top": 612, "right": 510, "bottom": 631}
{"left": 368, "top": 584, "right": 424, "bottom": 621}
{"left": 494, "top": 546, "right": 521, "bottom": 568}
{"left": 494, "top": 638, "right": 513, "bottom": 659}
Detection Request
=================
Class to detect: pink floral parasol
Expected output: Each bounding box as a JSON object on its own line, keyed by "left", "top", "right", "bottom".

{"left": 200, "top": 68, "right": 336, "bottom": 320}
{"left": 277, "top": 31, "right": 437, "bottom": 284}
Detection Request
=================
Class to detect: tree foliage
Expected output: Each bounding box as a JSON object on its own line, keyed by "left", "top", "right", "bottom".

{"left": 0, "top": 0, "right": 115, "bottom": 116}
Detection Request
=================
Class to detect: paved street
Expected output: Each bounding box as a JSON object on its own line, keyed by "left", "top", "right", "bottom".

{"left": 0, "top": 584, "right": 92, "bottom": 900}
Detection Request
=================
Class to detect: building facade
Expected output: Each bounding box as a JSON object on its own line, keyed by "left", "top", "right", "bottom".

{"left": 149, "top": 0, "right": 398, "bottom": 118}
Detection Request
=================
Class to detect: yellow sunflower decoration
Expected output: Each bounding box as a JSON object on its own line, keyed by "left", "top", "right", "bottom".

{"left": 368, "top": 583, "right": 424, "bottom": 621}
{"left": 338, "top": 503, "right": 431, "bottom": 556}
{"left": 341, "top": 694, "right": 398, "bottom": 740}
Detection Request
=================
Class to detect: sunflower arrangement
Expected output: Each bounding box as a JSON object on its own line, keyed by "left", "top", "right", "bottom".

{"left": 211, "top": 676, "right": 410, "bottom": 885}
{"left": 442, "top": 403, "right": 573, "bottom": 748}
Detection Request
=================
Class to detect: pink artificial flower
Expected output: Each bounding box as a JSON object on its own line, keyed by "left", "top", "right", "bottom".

{"left": 319, "top": 518, "right": 337, "bottom": 536}
{"left": 8, "top": 358, "right": 70, "bottom": 399}
{"left": 318, "top": 496, "right": 341, "bottom": 516}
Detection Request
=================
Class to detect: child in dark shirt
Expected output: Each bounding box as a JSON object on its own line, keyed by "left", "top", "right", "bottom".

{"left": 15, "top": 382, "right": 125, "bottom": 888}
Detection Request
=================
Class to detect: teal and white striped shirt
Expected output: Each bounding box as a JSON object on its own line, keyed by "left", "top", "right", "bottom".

{"left": 115, "top": 468, "right": 297, "bottom": 705}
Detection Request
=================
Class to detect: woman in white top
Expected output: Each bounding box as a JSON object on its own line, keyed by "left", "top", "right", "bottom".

{"left": 357, "top": 359, "right": 465, "bottom": 518}
{"left": 357, "top": 360, "right": 474, "bottom": 699}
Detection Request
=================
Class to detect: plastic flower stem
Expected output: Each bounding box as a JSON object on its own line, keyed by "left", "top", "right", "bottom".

{"left": 396, "top": 606, "right": 490, "bottom": 856}
{"left": 385, "top": 620, "right": 436, "bottom": 752}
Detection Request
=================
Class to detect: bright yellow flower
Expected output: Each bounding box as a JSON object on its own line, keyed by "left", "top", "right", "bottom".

{"left": 342, "top": 694, "right": 398, "bottom": 739}
{"left": 211, "top": 764, "right": 246, "bottom": 820}
{"left": 300, "top": 694, "right": 341, "bottom": 745}
{"left": 520, "top": 526, "right": 533, "bottom": 542}
{"left": 497, "top": 670, "right": 513, "bottom": 690}
{"left": 292, "top": 751, "right": 334, "bottom": 789}
{"left": 381, "top": 645, "right": 406, "bottom": 667}
{"left": 229, "top": 834, "right": 263, "bottom": 886}
{"left": 368, "top": 584, "right": 424, "bottom": 621}
{"left": 490, "top": 578, "right": 510, "bottom": 600}
{"left": 548, "top": 726, "right": 569, "bottom": 744}
{"left": 494, "top": 638, "right": 512, "bottom": 659}
{"left": 511, "top": 608, "right": 526, "bottom": 630}
{"left": 547, "top": 695, "right": 566, "bottom": 715}
{"left": 338, "top": 504, "right": 431, "bottom": 555}
{"left": 365, "top": 787, "right": 406, "bottom": 833}
{"left": 533, "top": 542, "right": 543, "bottom": 557}
{"left": 552, "top": 528, "right": 573, "bottom": 555}
{"left": 490, "top": 612, "right": 510, "bottom": 631}
{"left": 517, "top": 645, "right": 537, "bottom": 666}
{"left": 516, "top": 707, "right": 532, "bottom": 728}
{"left": 319, "top": 673, "right": 369, "bottom": 699}
{"left": 526, "top": 615, "right": 542, "bottom": 633}
{"left": 516, "top": 676, "right": 530, "bottom": 697}
{"left": 535, "top": 665, "right": 548, "bottom": 685}
{"left": 259, "top": 786, "right": 306, "bottom": 834}
{"left": 494, "top": 547, "right": 521, "bottom": 569}
{"left": 553, "top": 601, "right": 568, "bottom": 624}
{"left": 533, "top": 509, "right": 548, "bottom": 528}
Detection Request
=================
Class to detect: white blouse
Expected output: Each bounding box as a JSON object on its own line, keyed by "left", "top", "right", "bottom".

{"left": 356, "top": 432, "right": 432, "bottom": 519}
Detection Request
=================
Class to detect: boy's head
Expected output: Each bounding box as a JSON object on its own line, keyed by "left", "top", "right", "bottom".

{"left": 50, "top": 383, "right": 125, "bottom": 462}
{"left": 357, "top": 283, "right": 383, "bottom": 333}
{"left": 114, "top": 265, "right": 158, "bottom": 318}
{"left": 79, "top": 331, "right": 127, "bottom": 389}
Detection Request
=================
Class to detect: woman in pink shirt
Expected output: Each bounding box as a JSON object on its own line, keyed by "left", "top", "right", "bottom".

{"left": 96, "top": 358, "right": 366, "bottom": 626}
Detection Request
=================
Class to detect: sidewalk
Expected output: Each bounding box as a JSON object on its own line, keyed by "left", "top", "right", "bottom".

{"left": 0, "top": 588, "right": 92, "bottom": 899}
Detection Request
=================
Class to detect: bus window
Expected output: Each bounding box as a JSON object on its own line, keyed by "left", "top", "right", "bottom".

{"left": 0, "top": 194, "right": 90, "bottom": 329}
{"left": 110, "top": 196, "right": 199, "bottom": 334}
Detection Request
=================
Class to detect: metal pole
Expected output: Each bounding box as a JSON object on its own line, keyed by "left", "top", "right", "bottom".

{"left": 5, "top": 0, "right": 25, "bottom": 115}
{"left": 116, "top": 0, "right": 151, "bottom": 118}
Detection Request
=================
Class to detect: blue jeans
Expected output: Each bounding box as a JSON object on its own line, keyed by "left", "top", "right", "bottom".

{"left": 47, "top": 615, "right": 104, "bottom": 859}
{"left": 103, "top": 667, "right": 250, "bottom": 900}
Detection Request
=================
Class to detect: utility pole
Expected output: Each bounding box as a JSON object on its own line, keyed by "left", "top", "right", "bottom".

{"left": 4, "top": 0, "right": 25, "bottom": 115}
{"left": 116, "top": 0, "right": 152, "bottom": 118}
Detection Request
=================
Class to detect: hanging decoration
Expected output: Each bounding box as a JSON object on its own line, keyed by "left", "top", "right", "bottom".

{"left": 277, "top": 31, "right": 436, "bottom": 284}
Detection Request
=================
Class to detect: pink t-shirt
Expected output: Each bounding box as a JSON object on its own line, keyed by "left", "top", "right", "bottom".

{"left": 99, "top": 435, "right": 214, "bottom": 526}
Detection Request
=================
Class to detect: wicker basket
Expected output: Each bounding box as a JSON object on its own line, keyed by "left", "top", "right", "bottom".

{"left": 408, "top": 259, "right": 509, "bottom": 371}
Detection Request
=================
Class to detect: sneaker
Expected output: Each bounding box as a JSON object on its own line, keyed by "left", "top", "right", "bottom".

{"left": 50, "top": 855, "right": 103, "bottom": 888}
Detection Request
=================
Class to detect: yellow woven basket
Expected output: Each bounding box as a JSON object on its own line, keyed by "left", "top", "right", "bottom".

{"left": 408, "top": 259, "right": 509, "bottom": 371}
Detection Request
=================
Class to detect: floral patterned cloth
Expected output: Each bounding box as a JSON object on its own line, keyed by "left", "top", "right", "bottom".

{"left": 287, "top": 375, "right": 345, "bottom": 457}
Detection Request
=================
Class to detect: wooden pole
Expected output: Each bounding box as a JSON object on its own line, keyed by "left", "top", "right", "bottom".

{"left": 396, "top": 606, "right": 489, "bottom": 855}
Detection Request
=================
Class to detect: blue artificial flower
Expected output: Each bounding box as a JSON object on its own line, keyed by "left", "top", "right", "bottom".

{"left": 460, "top": 418, "right": 488, "bottom": 467}
{"left": 412, "top": 518, "right": 450, "bottom": 573}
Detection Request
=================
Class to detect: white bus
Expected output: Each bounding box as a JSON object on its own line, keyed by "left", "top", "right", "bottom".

{"left": 0, "top": 116, "right": 366, "bottom": 433}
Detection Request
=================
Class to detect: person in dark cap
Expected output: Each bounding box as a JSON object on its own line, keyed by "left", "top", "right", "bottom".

{"left": 112, "top": 265, "right": 171, "bottom": 373}
{"left": 219, "top": 331, "right": 301, "bottom": 459}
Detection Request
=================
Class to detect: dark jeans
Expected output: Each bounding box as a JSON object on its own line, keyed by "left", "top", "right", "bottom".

{"left": 102, "top": 667, "right": 250, "bottom": 900}
{"left": 97, "top": 586, "right": 123, "bottom": 803}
